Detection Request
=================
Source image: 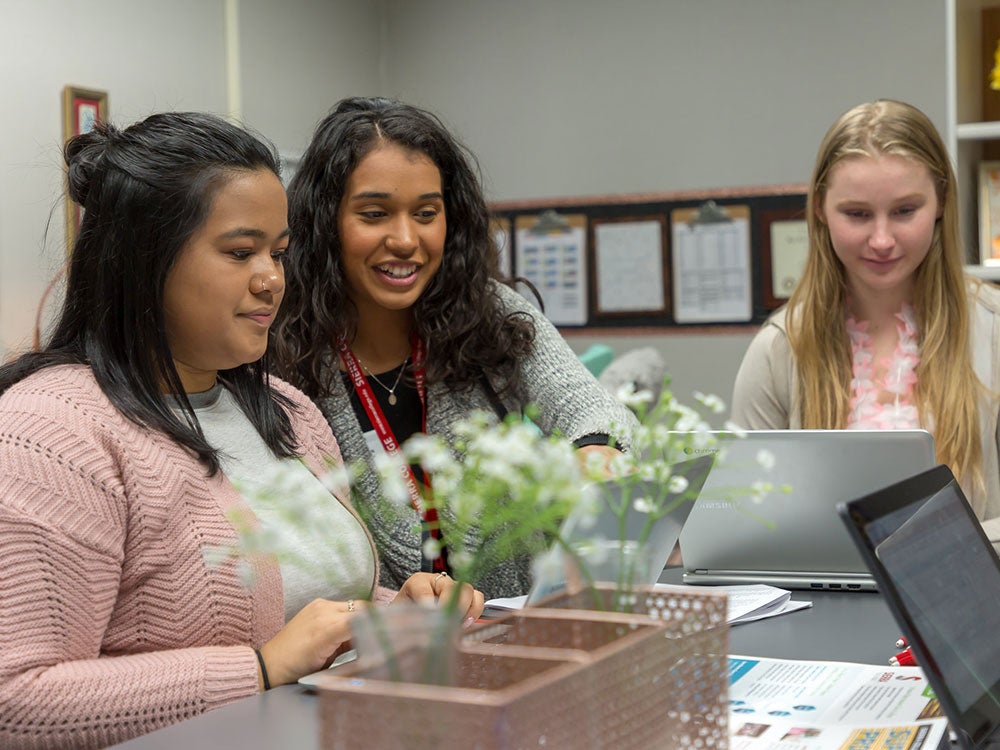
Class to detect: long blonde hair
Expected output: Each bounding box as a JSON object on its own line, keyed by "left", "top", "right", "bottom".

{"left": 787, "top": 99, "right": 982, "bottom": 487}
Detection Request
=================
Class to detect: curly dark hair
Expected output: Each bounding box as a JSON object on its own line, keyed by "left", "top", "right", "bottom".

{"left": 272, "top": 96, "right": 534, "bottom": 400}
{"left": 0, "top": 112, "right": 297, "bottom": 475}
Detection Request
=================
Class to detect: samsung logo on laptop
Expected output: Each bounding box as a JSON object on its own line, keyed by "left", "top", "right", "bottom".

{"left": 695, "top": 501, "right": 736, "bottom": 511}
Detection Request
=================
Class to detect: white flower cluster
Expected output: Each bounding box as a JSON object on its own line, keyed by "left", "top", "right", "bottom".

{"left": 581, "top": 379, "right": 790, "bottom": 577}
{"left": 204, "top": 457, "right": 357, "bottom": 588}
{"left": 372, "top": 410, "right": 589, "bottom": 585}
{"left": 213, "top": 374, "right": 790, "bottom": 602}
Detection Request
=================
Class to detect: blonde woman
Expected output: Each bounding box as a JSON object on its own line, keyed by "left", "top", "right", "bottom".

{"left": 731, "top": 99, "right": 1000, "bottom": 545}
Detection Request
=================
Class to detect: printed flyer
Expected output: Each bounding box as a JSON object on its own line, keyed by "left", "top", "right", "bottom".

{"left": 728, "top": 656, "right": 949, "bottom": 749}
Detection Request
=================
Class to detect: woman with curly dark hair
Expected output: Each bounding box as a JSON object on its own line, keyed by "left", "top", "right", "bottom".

{"left": 272, "top": 96, "right": 635, "bottom": 599}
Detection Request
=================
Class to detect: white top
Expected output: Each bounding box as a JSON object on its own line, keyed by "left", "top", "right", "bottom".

{"left": 187, "top": 385, "right": 376, "bottom": 621}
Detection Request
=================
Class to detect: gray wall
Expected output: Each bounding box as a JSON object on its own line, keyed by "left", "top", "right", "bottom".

{"left": 0, "top": 0, "right": 948, "bottom": 406}
{"left": 379, "top": 0, "right": 946, "bottom": 201}
{"left": 237, "top": 0, "right": 383, "bottom": 150}
{"left": 1, "top": 0, "right": 228, "bottom": 354}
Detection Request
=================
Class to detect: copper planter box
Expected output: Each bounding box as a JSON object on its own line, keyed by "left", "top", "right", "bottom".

{"left": 314, "top": 586, "right": 729, "bottom": 750}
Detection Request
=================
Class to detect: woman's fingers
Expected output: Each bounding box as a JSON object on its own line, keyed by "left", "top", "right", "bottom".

{"left": 465, "top": 587, "right": 486, "bottom": 624}
{"left": 396, "top": 572, "right": 435, "bottom": 601}
{"left": 432, "top": 575, "right": 485, "bottom": 622}
{"left": 395, "top": 573, "right": 485, "bottom": 622}
{"left": 258, "top": 598, "right": 356, "bottom": 688}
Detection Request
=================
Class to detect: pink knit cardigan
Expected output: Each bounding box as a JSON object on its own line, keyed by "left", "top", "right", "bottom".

{"left": 0, "top": 365, "right": 383, "bottom": 748}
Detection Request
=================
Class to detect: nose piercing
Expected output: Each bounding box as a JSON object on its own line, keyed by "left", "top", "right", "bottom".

{"left": 254, "top": 277, "right": 268, "bottom": 294}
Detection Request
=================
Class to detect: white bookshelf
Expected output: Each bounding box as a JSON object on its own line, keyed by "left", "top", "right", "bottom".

{"left": 948, "top": 0, "right": 1000, "bottom": 268}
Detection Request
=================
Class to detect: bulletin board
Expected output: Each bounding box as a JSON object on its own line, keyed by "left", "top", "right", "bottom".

{"left": 491, "top": 184, "right": 808, "bottom": 329}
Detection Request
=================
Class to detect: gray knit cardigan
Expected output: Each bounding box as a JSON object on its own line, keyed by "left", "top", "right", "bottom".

{"left": 317, "top": 281, "right": 637, "bottom": 599}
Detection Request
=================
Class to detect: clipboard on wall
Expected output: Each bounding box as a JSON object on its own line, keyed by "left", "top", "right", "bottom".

{"left": 670, "top": 201, "right": 753, "bottom": 324}
{"left": 514, "top": 210, "right": 589, "bottom": 326}
{"left": 589, "top": 215, "right": 669, "bottom": 321}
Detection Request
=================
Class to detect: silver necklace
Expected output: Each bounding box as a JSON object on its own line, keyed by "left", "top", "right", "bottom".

{"left": 359, "top": 357, "right": 408, "bottom": 405}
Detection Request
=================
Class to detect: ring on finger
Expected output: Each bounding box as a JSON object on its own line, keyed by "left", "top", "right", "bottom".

{"left": 347, "top": 599, "right": 355, "bottom": 612}
{"left": 433, "top": 572, "right": 449, "bottom": 583}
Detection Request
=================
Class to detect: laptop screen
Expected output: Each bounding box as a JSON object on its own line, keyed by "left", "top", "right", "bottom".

{"left": 527, "top": 453, "right": 714, "bottom": 605}
{"left": 679, "top": 429, "right": 935, "bottom": 590}
{"left": 841, "top": 466, "right": 1000, "bottom": 748}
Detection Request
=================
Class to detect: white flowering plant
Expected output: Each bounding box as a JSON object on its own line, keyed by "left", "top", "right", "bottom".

{"left": 207, "top": 406, "right": 594, "bottom": 683}
{"left": 371, "top": 408, "right": 590, "bottom": 591}
{"left": 212, "top": 375, "right": 786, "bottom": 683}
{"left": 560, "top": 380, "right": 786, "bottom": 601}
{"left": 205, "top": 461, "right": 369, "bottom": 596}
{"left": 215, "top": 378, "right": 784, "bottom": 608}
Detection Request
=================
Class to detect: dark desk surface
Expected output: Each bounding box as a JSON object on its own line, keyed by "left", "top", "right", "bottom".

{"left": 114, "top": 578, "right": 900, "bottom": 749}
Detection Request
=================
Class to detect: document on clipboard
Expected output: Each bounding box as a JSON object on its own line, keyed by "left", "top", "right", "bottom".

{"left": 514, "top": 211, "right": 588, "bottom": 326}
{"left": 671, "top": 202, "right": 752, "bottom": 324}
{"left": 593, "top": 217, "right": 667, "bottom": 315}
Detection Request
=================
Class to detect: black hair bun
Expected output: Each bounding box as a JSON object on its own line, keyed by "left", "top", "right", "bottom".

{"left": 64, "top": 123, "right": 119, "bottom": 206}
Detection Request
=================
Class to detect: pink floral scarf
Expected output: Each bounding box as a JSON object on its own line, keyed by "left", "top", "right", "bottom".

{"left": 846, "top": 304, "right": 921, "bottom": 430}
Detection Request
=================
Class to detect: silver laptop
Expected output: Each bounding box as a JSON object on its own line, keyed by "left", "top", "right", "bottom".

{"left": 526, "top": 453, "right": 714, "bottom": 605}
{"left": 679, "top": 429, "right": 935, "bottom": 591}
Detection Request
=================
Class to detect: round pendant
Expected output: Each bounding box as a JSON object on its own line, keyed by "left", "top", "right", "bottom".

{"left": 388, "top": 393, "right": 397, "bottom": 406}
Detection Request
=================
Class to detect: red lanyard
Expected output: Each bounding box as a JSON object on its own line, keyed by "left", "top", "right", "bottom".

{"left": 339, "top": 335, "right": 445, "bottom": 562}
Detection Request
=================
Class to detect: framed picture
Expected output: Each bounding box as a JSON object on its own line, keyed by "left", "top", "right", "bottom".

{"left": 980, "top": 161, "right": 1000, "bottom": 265}
{"left": 757, "top": 207, "right": 808, "bottom": 309}
{"left": 62, "top": 85, "right": 109, "bottom": 251}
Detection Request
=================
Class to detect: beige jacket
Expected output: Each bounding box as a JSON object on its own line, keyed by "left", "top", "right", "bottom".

{"left": 730, "top": 281, "right": 1000, "bottom": 547}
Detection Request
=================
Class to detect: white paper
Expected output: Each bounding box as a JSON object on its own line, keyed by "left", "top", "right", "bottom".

{"left": 482, "top": 583, "right": 810, "bottom": 626}
{"left": 654, "top": 582, "right": 810, "bottom": 625}
{"left": 769, "top": 220, "right": 808, "bottom": 299}
{"left": 297, "top": 648, "right": 358, "bottom": 686}
{"left": 594, "top": 220, "right": 664, "bottom": 312}
{"left": 672, "top": 217, "right": 752, "bottom": 323}
{"left": 720, "top": 583, "right": 789, "bottom": 621}
{"left": 732, "top": 599, "right": 812, "bottom": 624}
{"left": 728, "top": 656, "right": 948, "bottom": 749}
{"left": 706, "top": 583, "right": 813, "bottom": 624}
{"left": 514, "top": 226, "right": 588, "bottom": 326}
{"left": 482, "top": 594, "right": 528, "bottom": 618}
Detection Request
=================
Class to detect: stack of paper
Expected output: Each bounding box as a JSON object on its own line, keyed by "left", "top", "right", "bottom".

{"left": 698, "top": 583, "right": 811, "bottom": 624}
{"left": 482, "top": 583, "right": 810, "bottom": 623}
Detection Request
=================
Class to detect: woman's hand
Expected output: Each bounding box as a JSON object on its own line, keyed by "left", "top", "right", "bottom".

{"left": 257, "top": 598, "right": 356, "bottom": 689}
{"left": 394, "top": 572, "right": 485, "bottom": 625}
{"left": 577, "top": 444, "right": 623, "bottom": 477}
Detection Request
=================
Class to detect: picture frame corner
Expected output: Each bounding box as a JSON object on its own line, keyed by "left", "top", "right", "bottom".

{"left": 61, "top": 85, "right": 109, "bottom": 253}
{"left": 978, "top": 159, "right": 1000, "bottom": 265}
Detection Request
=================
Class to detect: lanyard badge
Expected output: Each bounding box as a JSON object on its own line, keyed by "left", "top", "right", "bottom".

{"left": 340, "top": 335, "right": 447, "bottom": 573}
